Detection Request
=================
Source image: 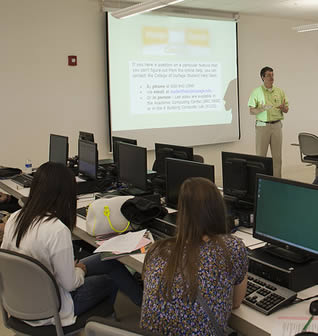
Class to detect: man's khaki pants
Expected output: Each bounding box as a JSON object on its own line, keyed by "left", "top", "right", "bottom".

{"left": 255, "top": 121, "right": 282, "bottom": 178}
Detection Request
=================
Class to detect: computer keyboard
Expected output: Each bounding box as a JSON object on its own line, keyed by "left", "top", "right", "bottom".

{"left": 243, "top": 272, "right": 297, "bottom": 315}
{"left": 119, "top": 187, "right": 150, "bottom": 196}
{"left": 77, "top": 206, "right": 89, "bottom": 219}
{"left": 11, "top": 174, "right": 33, "bottom": 188}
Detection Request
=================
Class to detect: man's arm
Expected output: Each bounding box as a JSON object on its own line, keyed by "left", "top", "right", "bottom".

{"left": 278, "top": 99, "right": 289, "bottom": 113}
{"left": 249, "top": 105, "right": 266, "bottom": 115}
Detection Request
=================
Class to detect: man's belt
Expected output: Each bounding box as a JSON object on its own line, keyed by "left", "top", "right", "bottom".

{"left": 264, "top": 120, "right": 281, "bottom": 124}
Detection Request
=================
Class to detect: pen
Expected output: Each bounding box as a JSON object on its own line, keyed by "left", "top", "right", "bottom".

{"left": 303, "top": 315, "right": 313, "bottom": 331}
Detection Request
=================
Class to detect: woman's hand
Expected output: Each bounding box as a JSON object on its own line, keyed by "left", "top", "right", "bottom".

{"left": 74, "top": 260, "right": 87, "bottom": 275}
{"left": 0, "top": 192, "right": 10, "bottom": 204}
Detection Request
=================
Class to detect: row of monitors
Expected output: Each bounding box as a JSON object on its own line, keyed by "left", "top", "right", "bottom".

{"left": 49, "top": 133, "right": 273, "bottom": 207}
{"left": 49, "top": 134, "right": 318, "bottom": 261}
{"left": 49, "top": 133, "right": 98, "bottom": 180}
{"left": 118, "top": 141, "right": 318, "bottom": 262}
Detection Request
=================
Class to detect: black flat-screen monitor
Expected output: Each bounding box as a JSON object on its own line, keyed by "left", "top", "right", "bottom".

{"left": 253, "top": 174, "right": 318, "bottom": 261}
{"left": 154, "top": 143, "right": 194, "bottom": 176}
{"left": 166, "top": 158, "right": 215, "bottom": 209}
{"left": 49, "top": 134, "right": 69, "bottom": 166}
{"left": 222, "top": 152, "right": 273, "bottom": 206}
{"left": 112, "top": 136, "right": 137, "bottom": 166}
{"left": 78, "top": 140, "right": 98, "bottom": 180}
{"left": 118, "top": 142, "right": 147, "bottom": 192}
{"left": 79, "top": 131, "right": 94, "bottom": 142}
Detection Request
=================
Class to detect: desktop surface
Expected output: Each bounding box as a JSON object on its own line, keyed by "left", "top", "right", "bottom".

{"left": 3, "top": 172, "right": 318, "bottom": 336}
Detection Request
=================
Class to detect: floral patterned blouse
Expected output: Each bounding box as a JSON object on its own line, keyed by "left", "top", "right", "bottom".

{"left": 140, "top": 235, "right": 248, "bottom": 335}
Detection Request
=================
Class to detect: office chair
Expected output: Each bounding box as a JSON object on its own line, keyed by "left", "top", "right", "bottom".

{"left": 0, "top": 248, "right": 114, "bottom": 336}
{"left": 85, "top": 316, "right": 159, "bottom": 336}
{"left": 298, "top": 132, "right": 318, "bottom": 184}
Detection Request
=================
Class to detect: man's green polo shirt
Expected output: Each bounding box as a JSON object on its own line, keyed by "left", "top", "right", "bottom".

{"left": 248, "top": 85, "right": 288, "bottom": 122}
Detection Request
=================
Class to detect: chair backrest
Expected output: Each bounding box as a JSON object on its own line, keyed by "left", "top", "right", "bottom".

{"left": 298, "top": 132, "right": 318, "bottom": 158}
{"left": 85, "top": 317, "right": 158, "bottom": 336}
{"left": 0, "top": 248, "right": 61, "bottom": 323}
{"left": 193, "top": 154, "right": 204, "bottom": 163}
{"left": 85, "top": 321, "right": 142, "bottom": 336}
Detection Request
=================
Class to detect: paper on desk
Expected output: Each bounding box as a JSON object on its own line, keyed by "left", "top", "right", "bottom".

{"left": 272, "top": 316, "right": 318, "bottom": 336}
{"left": 233, "top": 230, "right": 265, "bottom": 249}
{"left": 112, "top": 237, "right": 152, "bottom": 254}
{"left": 94, "top": 229, "right": 147, "bottom": 253}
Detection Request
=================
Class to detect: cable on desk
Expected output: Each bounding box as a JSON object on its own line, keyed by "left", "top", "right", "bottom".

{"left": 292, "top": 294, "right": 318, "bottom": 305}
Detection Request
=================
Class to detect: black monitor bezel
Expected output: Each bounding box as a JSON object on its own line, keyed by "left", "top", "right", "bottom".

{"left": 155, "top": 143, "right": 194, "bottom": 176}
{"left": 78, "top": 139, "right": 98, "bottom": 180}
{"left": 222, "top": 151, "right": 273, "bottom": 206}
{"left": 253, "top": 174, "right": 318, "bottom": 260}
{"left": 165, "top": 157, "right": 215, "bottom": 209}
{"left": 112, "top": 136, "right": 137, "bottom": 166}
{"left": 117, "top": 142, "right": 147, "bottom": 191}
{"left": 79, "top": 131, "right": 94, "bottom": 143}
{"left": 49, "top": 134, "right": 69, "bottom": 166}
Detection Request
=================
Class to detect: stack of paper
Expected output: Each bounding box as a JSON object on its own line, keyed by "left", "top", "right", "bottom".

{"left": 94, "top": 229, "right": 152, "bottom": 260}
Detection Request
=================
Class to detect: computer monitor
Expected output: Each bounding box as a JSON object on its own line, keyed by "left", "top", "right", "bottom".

{"left": 112, "top": 136, "right": 137, "bottom": 166}
{"left": 222, "top": 152, "right": 273, "bottom": 206}
{"left": 118, "top": 142, "right": 147, "bottom": 193}
{"left": 78, "top": 140, "right": 98, "bottom": 180}
{"left": 154, "top": 143, "right": 194, "bottom": 176}
{"left": 79, "top": 131, "right": 94, "bottom": 142}
{"left": 166, "top": 158, "right": 215, "bottom": 209}
{"left": 49, "top": 134, "right": 69, "bottom": 166}
{"left": 253, "top": 174, "right": 318, "bottom": 261}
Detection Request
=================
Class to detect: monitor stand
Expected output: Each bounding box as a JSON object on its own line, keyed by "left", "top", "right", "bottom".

{"left": 263, "top": 244, "right": 311, "bottom": 264}
{"left": 248, "top": 245, "right": 318, "bottom": 291}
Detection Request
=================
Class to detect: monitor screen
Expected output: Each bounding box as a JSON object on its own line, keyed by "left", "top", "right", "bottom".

{"left": 166, "top": 158, "right": 215, "bottom": 209}
{"left": 78, "top": 140, "right": 98, "bottom": 179}
{"left": 154, "top": 143, "right": 194, "bottom": 176}
{"left": 118, "top": 142, "right": 147, "bottom": 191}
{"left": 112, "top": 136, "right": 137, "bottom": 166}
{"left": 49, "top": 134, "right": 68, "bottom": 166}
{"left": 79, "top": 131, "right": 94, "bottom": 142}
{"left": 222, "top": 152, "right": 273, "bottom": 206}
{"left": 254, "top": 175, "right": 318, "bottom": 260}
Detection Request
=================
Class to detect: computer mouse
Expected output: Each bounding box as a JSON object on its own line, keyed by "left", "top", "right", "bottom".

{"left": 310, "top": 299, "right": 318, "bottom": 315}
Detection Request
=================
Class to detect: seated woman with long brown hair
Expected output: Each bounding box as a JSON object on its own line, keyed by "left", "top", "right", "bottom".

{"left": 1, "top": 162, "right": 142, "bottom": 327}
{"left": 140, "top": 177, "right": 248, "bottom": 335}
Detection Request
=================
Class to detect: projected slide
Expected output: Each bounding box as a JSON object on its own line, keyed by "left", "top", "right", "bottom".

{"left": 107, "top": 14, "right": 239, "bottom": 148}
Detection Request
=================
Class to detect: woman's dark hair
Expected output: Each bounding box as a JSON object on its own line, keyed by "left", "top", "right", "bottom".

{"left": 14, "top": 161, "right": 77, "bottom": 248}
{"left": 143, "top": 177, "right": 230, "bottom": 301}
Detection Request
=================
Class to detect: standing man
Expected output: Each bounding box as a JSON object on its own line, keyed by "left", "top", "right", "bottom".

{"left": 248, "top": 66, "right": 289, "bottom": 177}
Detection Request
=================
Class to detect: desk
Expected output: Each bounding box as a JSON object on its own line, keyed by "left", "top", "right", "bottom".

{"left": 0, "top": 179, "right": 146, "bottom": 274}
{"left": 0, "top": 179, "right": 29, "bottom": 200}
{"left": 1, "top": 179, "right": 317, "bottom": 336}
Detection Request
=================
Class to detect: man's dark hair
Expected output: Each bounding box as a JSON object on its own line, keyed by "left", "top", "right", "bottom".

{"left": 260, "top": 66, "right": 273, "bottom": 79}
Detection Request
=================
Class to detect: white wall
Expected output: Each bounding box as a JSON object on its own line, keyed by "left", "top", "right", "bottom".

{"left": 1, "top": 1, "right": 318, "bottom": 184}
{"left": 0, "top": 0, "right": 108, "bottom": 168}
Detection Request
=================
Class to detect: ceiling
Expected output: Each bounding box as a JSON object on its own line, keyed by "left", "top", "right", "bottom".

{"left": 111, "top": 0, "right": 318, "bottom": 21}
{"left": 179, "top": 0, "right": 318, "bottom": 21}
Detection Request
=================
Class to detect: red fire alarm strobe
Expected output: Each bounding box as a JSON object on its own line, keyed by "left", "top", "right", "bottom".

{"left": 68, "top": 55, "right": 77, "bottom": 66}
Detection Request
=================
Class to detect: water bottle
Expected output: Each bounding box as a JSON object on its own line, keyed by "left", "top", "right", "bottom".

{"left": 25, "top": 159, "right": 32, "bottom": 174}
